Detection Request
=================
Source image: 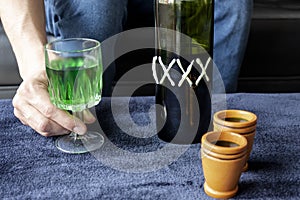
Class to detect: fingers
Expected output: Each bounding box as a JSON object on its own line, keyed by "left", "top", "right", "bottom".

{"left": 29, "top": 90, "right": 87, "bottom": 135}
{"left": 12, "top": 78, "right": 87, "bottom": 137}
{"left": 14, "top": 108, "right": 71, "bottom": 137}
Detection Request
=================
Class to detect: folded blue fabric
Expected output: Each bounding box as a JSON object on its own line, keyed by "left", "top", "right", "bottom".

{"left": 0, "top": 94, "right": 299, "bottom": 199}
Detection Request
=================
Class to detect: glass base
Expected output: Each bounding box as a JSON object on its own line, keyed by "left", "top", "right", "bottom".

{"left": 55, "top": 131, "right": 104, "bottom": 154}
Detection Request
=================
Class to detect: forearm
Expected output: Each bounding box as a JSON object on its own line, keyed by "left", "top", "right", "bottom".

{"left": 0, "top": 0, "right": 47, "bottom": 80}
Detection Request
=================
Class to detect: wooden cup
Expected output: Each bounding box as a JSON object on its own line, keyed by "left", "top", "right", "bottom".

{"left": 201, "top": 131, "right": 248, "bottom": 199}
{"left": 213, "top": 110, "right": 257, "bottom": 128}
{"left": 213, "top": 110, "right": 257, "bottom": 171}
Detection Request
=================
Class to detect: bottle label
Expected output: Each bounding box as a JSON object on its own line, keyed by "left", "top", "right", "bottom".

{"left": 152, "top": 56, "right": 211, "bottom": 87}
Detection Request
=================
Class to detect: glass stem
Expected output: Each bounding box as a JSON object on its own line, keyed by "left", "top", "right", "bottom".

{"left": 72, "top": 110, "right": 85, "bottom": 141}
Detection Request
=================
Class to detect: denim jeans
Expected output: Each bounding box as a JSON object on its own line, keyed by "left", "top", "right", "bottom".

{"left": 44, "top": 0, "right": 253, "bottom": 94}
{"left": 44, "top": 0, "right": 128, "bottom": 96}
{"left": 214, "top": 0, "right": 253, "bottom": 92}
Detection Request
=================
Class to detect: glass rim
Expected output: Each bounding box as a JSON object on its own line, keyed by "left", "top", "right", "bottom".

{"left": 45, "top": 38, "right": 101, "bottom": 53}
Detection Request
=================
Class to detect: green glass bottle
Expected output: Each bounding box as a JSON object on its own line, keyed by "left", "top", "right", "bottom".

{"left": 155, "top": 0, "right": 214, "bottom": 144}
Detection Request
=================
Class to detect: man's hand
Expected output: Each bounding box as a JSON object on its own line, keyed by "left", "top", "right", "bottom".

{"left": 0, "top": 1, "right": 95, "bottom": 137}
{"left": 12, "top": 73, "right": 95, "bottom": 137}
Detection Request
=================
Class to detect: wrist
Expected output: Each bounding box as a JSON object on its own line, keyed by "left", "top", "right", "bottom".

{"left": 21, "top": 69, "right": 47, "bottom": 81}
{"left": 16, "top": 46, "right": 46, "bottom": 80}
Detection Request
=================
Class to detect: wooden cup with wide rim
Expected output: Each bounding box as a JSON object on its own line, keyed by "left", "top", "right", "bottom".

{"left": 201, "top": 131, "right": 248, "bottom": 199}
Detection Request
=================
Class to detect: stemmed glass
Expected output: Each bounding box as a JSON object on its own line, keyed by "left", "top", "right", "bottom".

{"left": 45, "top": 38, "right": 104, "bottom": 154}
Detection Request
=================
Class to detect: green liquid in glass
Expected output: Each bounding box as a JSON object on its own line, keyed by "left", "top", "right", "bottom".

{"left": 46, "top": 57, "right": 102, "bottom": 111}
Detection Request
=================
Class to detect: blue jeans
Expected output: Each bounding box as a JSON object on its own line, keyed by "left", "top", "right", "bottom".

{"left": 45, "top": 0, "right": 253, "bottom": 94}
{"left": 214, "top": 0, "right": 253, "bottom": 92}
{"left": 44, "top": 0, "right": 128, "bottom": 96}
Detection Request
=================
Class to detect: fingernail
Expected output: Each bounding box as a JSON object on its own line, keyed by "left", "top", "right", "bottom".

{"left": 73, "top": 126, "right": 86, "bottom": 135}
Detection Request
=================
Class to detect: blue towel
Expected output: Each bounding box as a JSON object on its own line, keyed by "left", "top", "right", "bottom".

{"left": 0, "top": 94, "right": 299, "bottom": 199}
